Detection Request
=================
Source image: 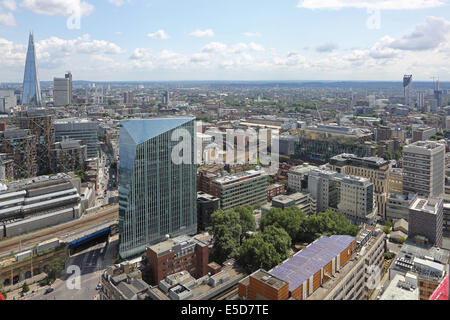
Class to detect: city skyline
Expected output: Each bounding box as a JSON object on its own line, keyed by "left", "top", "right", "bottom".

{"left": 0, "top": 0, "right": 449, "bottom": 82}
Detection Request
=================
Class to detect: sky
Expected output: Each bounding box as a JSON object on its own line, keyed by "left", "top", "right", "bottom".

{"left": 0, "top": 0, "right": 450, "bottom": 82}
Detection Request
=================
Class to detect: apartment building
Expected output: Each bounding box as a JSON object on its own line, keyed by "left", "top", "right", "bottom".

{"left": 388, "top": 168, "right": 403, "bottom": 194}
{"left": 328, "top": 153, "right": 389, "bottom": 219}
{"left": 307, "top": 168, "right": 377, "bottom": 225}
{"left": 412, "top": 127, "right": 437, "bottom": 143}
{"left": 288, "top": 163, "right": 317, "bottom": 192}
{"left": 210, "top": 169, "right": 268, "bottom": 210}
{"left": 408, "top": 197, "right": 443, "bottom": 247}
{"left": 144, "top": 234, "right": 210, "bottom": 285}
{"left": 403, "top": 141, "right": 445, "bottom": 198}
{"left": 386, "top": 193, "right": 417, "bottom": 222}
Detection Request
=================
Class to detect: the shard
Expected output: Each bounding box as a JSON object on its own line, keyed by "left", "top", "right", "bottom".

{"left": 22, "top": 33, "right": 42, "bottom": 107}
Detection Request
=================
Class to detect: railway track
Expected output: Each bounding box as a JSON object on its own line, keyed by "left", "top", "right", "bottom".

{"left": 0, "top": 205, "right": 118, "bottom": 255}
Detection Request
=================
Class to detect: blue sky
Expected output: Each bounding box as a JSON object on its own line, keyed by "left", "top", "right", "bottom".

{"left": 1, "top": 0, "right": 450, "bottom": 82}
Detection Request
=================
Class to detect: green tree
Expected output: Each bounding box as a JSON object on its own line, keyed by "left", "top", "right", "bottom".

{"left": 261, "top": 225, "right": 291, "bottom": 261}
{"left": 260, "top": 207, "right": 306, "bottom": 242}
{"left": 22, "top": 282, "right": 30, "bottom": 294}
{"left": 301, "top": 209, "right": 359, "bottom": 243}
{"left": 44, "top": 258, "right": 65, "bottom": 282}
{"left": 381, "top": 151, "right": 392, "bottom": 161}
{"left": 234, "top": 206, "right": 256, "bottom": 235}
{"left": 237, "top": 234, "right": 281, "bottom": 274}
{"left": 210, "top": 209, "right": 242, "bottom": 264}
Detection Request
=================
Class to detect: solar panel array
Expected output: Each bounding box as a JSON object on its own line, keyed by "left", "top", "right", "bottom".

{"left": 269, "top": 235, "right": 355, "bottom": 291}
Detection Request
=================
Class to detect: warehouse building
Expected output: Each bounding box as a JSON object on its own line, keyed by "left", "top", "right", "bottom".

{"left": 0, "top": 173, "right": 85, "bottom": 239}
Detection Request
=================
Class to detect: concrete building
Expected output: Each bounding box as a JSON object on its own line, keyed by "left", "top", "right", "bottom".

{"left": 288, "top": 163, "right": 317, "bottom": 192}
{"left": 54, "top": 118, "right": 99, "bottom": 159}
{"left": 403, "top": 141, "right": 445, "bottom": 198}
{"left": 53, "top": 72, "right": 72, "bottom": 106}
{"left": 408, "top": 197, "right": 443, "bottom": 247}
{"left": 329, "top": 153, "right": 390, "bottom": 219}
{"left": 379, "top": 273, "right": 419, "bottom": 300}
{"left": 0, "top": 90, "right": 16, "bottom": 114}
{"left": 100, "top": 259, "right": 150, "bottom": 300}
{"left": 388, "top": 168, "right": 403, "bottom": 194}
{"left": 307, "top": 168, "right": 377, "bottom": 225}
{"left": 0, "top": 173, "right": 84, "bottom": 240}
{"left": 210, "top": 169, "right": 268, "bottom": 210}
{"left": 270, "top": 192, "right": 316, "bottom": 215}
{"left": 412, "top": 127, "right": 437, "bottom": 143}
{"left": 148, "top": 259, "right": 247, "bottom": 300}
{"left": 442, "top": 204, "right": 450, "bottom": 237}
{"left": 389, "top": 242, "right": 449, "bottom": 300}
{"left": 118, "top": 119, "right": 197, "bottom": 259}
{"left": 143, "top": 234, "right": 210, "bottom": 285}
{"left": 197, "top": 192, "right": 220, "bottom": 232}
{"left": 403, "top": 75, "right": 413, "bottom": 107}
{"left": 386, "top": 193, "right": 417, "bottom": 222}
{"left": 123, "top": 91, "right": 134, "bottom": 106}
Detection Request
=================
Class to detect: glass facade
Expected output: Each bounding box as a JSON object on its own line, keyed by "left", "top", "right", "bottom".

{"left": 22, "top": 33, "right": 42, "bottom": 107}
{"left": 119, "top": 118, "right": 197, "bottom": 258}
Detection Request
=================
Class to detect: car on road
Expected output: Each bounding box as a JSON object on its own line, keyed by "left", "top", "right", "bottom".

{"left": 44, "top": 287, "right": 54, "bottom": 295}
{"left": 96, "top": 283, "right": 102, "bottom": 290}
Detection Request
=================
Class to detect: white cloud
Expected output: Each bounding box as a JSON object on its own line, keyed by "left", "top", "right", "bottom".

{"left": 147, "top": 29, "right": 170, "bottom": 40}
{"left": 21, "top": 0, "right": 94, "bottom": 17}
{"left": 189, "top": 29, "right": 214, "bottom": 38}
{"left": 389, "top": 16, "right": 450, "bottom": 51}
{"left": 2, "top": 0, "right": 16, "bottom": 11}
{"left": 0, "top": 11, "right": 15, "bottom": 26}
{"left": 297, "top": 0, "right": 445, "bottom": 10}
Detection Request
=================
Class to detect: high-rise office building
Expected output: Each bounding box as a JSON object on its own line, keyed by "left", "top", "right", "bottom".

{"left": 53, "top": 72, "right": 72, "bottom": 106}
{"left": 307, "top": 168, "right": 377, "bottom": 225}
{"left": 403, "top": 141, "right": 445, "bottom": 198}
{"left": 403, "top": 75, "right": 413, "bottom": 107}
{"left": 119, "top": 118, "right": 197, "bottom": 258}
{"left": 123, "top": 91, "right": 134, "bottom": 106}
{"left": 54, "top": 118, "right": 99, "bottom": 159}
{"left": 22, "top": 33, "right": 42, "bottom": 107}
{"left": 0, "top": 90, "right": 16, "bottom": 114}
{"left": 409, "top": 197, "right": 443, "bottom": 247}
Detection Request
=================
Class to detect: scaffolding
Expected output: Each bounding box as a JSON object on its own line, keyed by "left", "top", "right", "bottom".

{"left": 14, "top": 110, "right": 55, "bottom": 175}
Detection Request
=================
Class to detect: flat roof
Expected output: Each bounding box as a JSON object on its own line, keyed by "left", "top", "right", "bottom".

{"left": 379, "top": 274, "right": 419, "bottom": 300}
{"left": 269, "top": 235, "right": 354, "bottom": 291}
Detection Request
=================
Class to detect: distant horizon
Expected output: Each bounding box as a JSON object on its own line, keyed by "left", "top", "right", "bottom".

{"left": 2, "top": 79, "right": 450, "bottom": 85}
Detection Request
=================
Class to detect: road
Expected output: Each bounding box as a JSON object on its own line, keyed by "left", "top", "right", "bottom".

{"left": 0, "top": 205, "right": 118, "bottom": 255}
{"left": 26, "top": 241, "right": 112, "bottom": 300}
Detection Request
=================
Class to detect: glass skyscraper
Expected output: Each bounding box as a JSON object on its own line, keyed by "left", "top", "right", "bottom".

{"left": 22, "top": 33, "right": 42, "bottom": 107}
{"left": 119, "top": 118, "right": 197, "bottom": 258}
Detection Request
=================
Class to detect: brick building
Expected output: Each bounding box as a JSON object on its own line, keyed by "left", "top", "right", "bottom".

{"left": 144, "top": 235, "right": 209, "bottom": 285}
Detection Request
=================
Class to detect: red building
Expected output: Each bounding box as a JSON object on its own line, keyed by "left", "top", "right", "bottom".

{"left": 429, "top": 274, "right": 449, "bottom": 300}
{"left": 267, "top": 183, "right": 286, "bottom": 201}
{"left": 145, "top": 235, "right": 210, "bottom": 285}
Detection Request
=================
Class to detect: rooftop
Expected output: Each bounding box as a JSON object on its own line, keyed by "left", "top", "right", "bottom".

{"left": 379, "top": 274, "right": 419, "bottom": 300}
{"left": 250, "top": 269, "right": 288, "bottom": 291}
{"left": 410, "top": 197, "right": 442, "bottom": 215}
{"left": 269, "top": 235, "right": 355, "bottom": 291}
